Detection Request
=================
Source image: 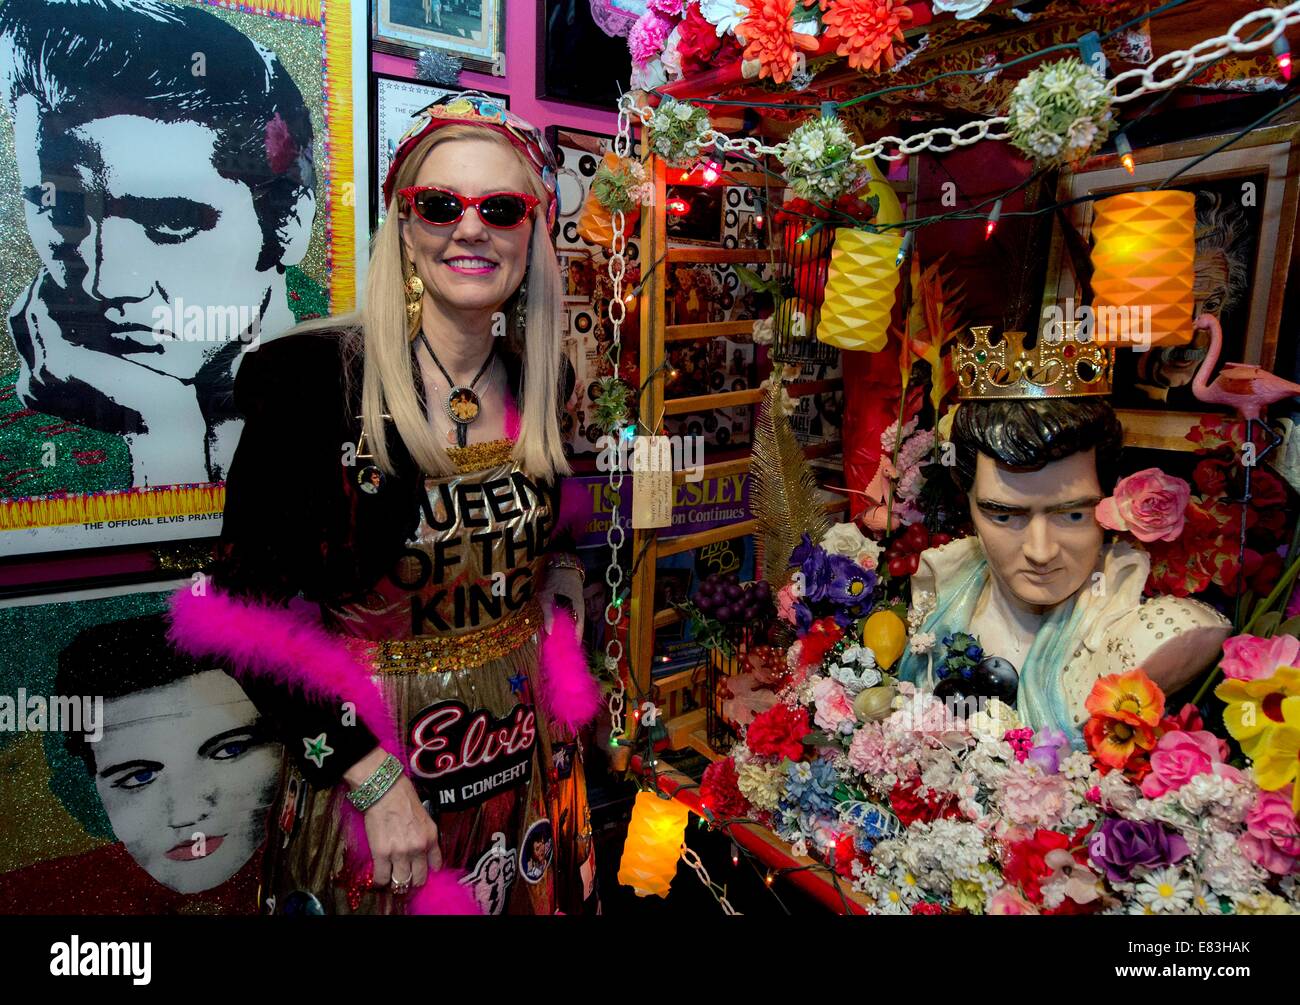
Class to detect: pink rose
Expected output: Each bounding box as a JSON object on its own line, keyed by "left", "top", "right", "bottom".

{"left": 1220, "top": 633, "right": 1300, "bottom": 682}
{"left": 777, "top": 583, "right": 799, "bottom": 625}
{"left": 1239, "top": 787, "right": 1300, "bottom": 875}
{"left": 1139, "top": 729, "right": 1241, "bottom": 799}
{"left": 1095, "top": 468, "right": 1190, "bottom": 543}
{"left": 812, "top": 678, "right": 856, "bottom": 734}
{"left": 989, "top": 888, "right": 1039, "bottom": 915}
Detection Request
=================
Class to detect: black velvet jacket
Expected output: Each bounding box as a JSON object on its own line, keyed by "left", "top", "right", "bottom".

{"left": 213, "top": 329, "right": 578, "bottom": 786}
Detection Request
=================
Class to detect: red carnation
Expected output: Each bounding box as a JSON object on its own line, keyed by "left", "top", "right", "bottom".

{"left": 700, "top": 757, "right": 749, "bottom": 820}
{"left": 746, "top": 702, "right": 812, "bottom": 761}
{"left": 1003, "top": 828, "right": 1071, "bottom": 904}
{"left": 888, "top": 779, "right": 957, "bottom": 827}
{"left": 798, "top": 617, "right": 844, "bottom": 668}
{"left": 911, "top": 901, "right": 944, "bottom": 915}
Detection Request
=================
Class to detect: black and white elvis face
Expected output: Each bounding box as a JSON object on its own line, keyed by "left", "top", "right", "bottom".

{"left": 12, "top": 102, "right": 290, "bottom": 377}
{"left": 91, "top": 669, "right": 281, "bottom": 895}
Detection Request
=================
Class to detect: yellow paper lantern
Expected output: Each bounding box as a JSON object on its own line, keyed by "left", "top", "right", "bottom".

{"left": 862, "top": 609, "right": 907, "bottom": 671}
{"left": 816, "top": 229, "right": 903, "bottom": 352}
{"left": 1090, "top": 189, "right": 1195, "bottom": 347}
{"left": 618, "top": 791, "right": 691, "bottom": 898}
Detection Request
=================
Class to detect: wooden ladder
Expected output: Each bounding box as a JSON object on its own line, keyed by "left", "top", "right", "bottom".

{"left": 626, "top": 153, "right": 849, "bottom": 760}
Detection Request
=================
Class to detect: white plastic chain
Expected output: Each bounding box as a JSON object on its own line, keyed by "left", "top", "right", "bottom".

{"left": 617, "top": 0, "right": 1300, "bottom": 165}
{"left": 681, "top": 845, "right": 742, "bottom": 915}
{"left": 604, "top": 99, "right": 633, "bottom": 746}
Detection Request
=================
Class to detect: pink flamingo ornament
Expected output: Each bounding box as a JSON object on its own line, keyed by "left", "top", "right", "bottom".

{"left": 1189, "top": 312, "right": 1300, "bottom": 622}
{"left": 1191, "top": 312, "right": 1300, "bottom": 419}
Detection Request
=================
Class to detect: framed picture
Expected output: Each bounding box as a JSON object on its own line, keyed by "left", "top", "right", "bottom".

{"left": 371, "top": 75, "right": 508, "bottom": 228}
{"left": 372, "top": 0, "right": 505, "bottom": 77}
{"left": 0, "top": 0, "right": 371, "bottom": 557}
{"left": 0, "top": 579, "right": 282, "bottom": 914}
{"left": 538, "top": 0, "right": 633, "bottom": 110}
{"left": 666, "top": 185, "right": 726, "bottom": 246}
{"left": 1042, "top": 124, "right": 1300, "bottom": 422}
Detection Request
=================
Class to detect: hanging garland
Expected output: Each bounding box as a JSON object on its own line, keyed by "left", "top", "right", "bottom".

{"left": 648, "top": 96, "right": 715, "bottom": 165}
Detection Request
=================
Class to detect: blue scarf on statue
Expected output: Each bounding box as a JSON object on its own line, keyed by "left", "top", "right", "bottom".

{"left": 897, "top": 543, "right": 1088, "bottom": 748}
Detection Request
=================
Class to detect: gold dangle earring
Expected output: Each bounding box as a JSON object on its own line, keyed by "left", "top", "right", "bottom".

{"left": 404, "top": 262, "right": 425, "bottom": 340}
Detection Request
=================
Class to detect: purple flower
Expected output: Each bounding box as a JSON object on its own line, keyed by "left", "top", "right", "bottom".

{"left": 1027, "top": 728, "right": 1070, "bottom": 775}
{"left": 798, "top": 546, "right": 833, "bottom": 603}
{"left": 1087, "top": 818, "right": 1189, "bottom": 884}
{"left": 793, "top": 600, "right": 813, "bottom": 634}
{"left": 823, "top": 553, "right": 876, "bottom": 607}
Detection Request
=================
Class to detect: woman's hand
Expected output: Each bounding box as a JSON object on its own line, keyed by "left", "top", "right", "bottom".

{"left": 344, "top": 748, "right": 441, "bottom": 890}
{"left": 538, "top": 565, "right": 585, "bottom": 637}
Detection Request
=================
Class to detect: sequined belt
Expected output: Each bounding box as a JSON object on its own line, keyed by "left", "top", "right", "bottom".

{"left": 348, "top": 599, "right": 543, "bottom": 674}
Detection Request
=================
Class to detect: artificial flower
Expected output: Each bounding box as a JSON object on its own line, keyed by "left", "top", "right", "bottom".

{"left": 699, "top": 0, "right": 748, "bottom": 35}
{"left": 1003, "top": 828, "right": 1071, "bottom": 903}
{"left": 648, "top": 0, "right": 684, "bottom": 14}
{"left": 628, "top": 11, "right": 673, "bottom": 67}
{"left": 737, "top": 0, "right": 819, "bottom": 85}
{"left": 1087, "top": 818, "right": 1189, "bottom": 884}
{"left": 812, "top": 677, "right": 857, "bottom": 734}
{"left": 1095, "top": 468, "right": 1190, "bottom": 543}
{"left": 736, "top": 757, "right": 785, "bottom": 811}
{"left": 1135, "top": 867, "right": 1194, "bottom": 913}
{"left": 676, "top": 2, "right": 744, "bottom": 73}
{"left": 821, "top": 0, "right": 912, "bottom": 74}
{"left": 746, "top": 702, "right": 812, "bottom": 761}
{"left": 1086, "top": 668, "right": 1165, "bottom": 729}
{"left": 700, "top": 757, "right": 750, "bottom": 820}
{"left": 1238, "top": 786, "right": 1300, "bottom": 875}
{"left": 988, "top": 887, "right": 1040, "bottom": 915}
{"left": 1248, "top": 711, "right": 1300, "bottom": 810}
{"left": 929, "top": 0, "right": 992, "bottom": 18}
{"left": 1006, "top": 57, "right": 1114, "bottom": 167}
{"left": 1139, "top": 729, "right": 1244, "bottom": 799}
{"left": 1027, "top": 728, "right": 1071, "bottom": 775}
{"left": 821, "top": 521, "right": 871, "bottom": 559}
{"left": 1215, "top": 665, "right": 1300, "bottom": 760}
{"left": 1220, "top": 633, "right": 1300, "bottom": 682}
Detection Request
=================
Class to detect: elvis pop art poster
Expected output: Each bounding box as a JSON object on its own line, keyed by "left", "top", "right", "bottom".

{"left": 0, "top": 0, "right": 370, "bottom": 556}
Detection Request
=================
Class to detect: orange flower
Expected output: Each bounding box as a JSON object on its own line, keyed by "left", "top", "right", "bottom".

{"left": 1085, "top": 669, "right": 1166, "bottom": 730}
{"left": 1084, "top": 714, "right": 1157, "bottom": 773}
{"left": 822, "top": 0, "right": 912, "bottom": 74}
{"left": 739, "top": 0, "right": 820, "bottom": 85}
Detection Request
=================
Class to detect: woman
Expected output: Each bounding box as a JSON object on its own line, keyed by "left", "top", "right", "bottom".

{"left": 168, "top": 93, "right": 598, "bottom": 915}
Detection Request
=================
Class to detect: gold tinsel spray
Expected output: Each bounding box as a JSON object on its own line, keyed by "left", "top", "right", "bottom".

{"left": 751, "top": 372, "right": 831, "bottom": 586}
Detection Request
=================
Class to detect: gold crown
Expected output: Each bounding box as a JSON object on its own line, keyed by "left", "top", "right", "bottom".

{"left": 955, "top": 322, "right": 1113, "bottom": 400}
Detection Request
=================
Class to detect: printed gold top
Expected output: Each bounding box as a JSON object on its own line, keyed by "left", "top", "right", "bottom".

{"left": 326, "top": 438, "right": 560, "bottom": 647}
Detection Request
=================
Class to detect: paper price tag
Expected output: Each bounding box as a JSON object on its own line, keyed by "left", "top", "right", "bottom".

{"left": 631, "top": 436, "right": 673, "bottom": 529}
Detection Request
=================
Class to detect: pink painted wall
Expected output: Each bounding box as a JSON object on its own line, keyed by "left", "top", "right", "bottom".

{"left": 372, "top": 0, "right": 619, "bottom": 137}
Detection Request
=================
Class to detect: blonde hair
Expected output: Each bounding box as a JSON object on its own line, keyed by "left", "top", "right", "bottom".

{"left": 293, "top": 125, "right": 570, "bottom": 480}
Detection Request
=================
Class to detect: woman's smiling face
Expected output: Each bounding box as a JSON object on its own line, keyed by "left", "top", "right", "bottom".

{"left": 92, "top": 669, "right": 281, "bottom": 894}
{"left": 399, "top": 136, "right": 535, "bottom": 319}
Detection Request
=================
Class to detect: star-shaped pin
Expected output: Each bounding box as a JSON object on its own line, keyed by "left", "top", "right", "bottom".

{"left": 303, "top": 733, "right": 334, "bottom": 769}
{"left": 508, "top": 671, "right": 529, "bottom": 696}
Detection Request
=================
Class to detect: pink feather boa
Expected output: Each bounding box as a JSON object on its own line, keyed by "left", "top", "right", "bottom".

{"left": 166, "top": 584, "right": 599, "bottom": 914}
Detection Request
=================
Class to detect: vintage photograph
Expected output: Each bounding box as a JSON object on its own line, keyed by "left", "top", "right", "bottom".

{"left": 373, "top": 0, "right": 504, "bottom": 74}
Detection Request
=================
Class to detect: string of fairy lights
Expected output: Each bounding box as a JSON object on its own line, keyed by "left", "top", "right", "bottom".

{"left": 601, "top": 0, "right": 1300, "bottom": 913}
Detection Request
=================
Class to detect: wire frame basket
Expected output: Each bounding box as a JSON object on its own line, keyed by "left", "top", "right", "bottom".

{"left": 704, "top": 623, "right": 750, "bottom": 752}
{"left": 772, "top": 222, "right": 839, "bottom": 366}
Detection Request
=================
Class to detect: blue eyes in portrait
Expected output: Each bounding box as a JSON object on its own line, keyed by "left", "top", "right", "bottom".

{"left": 99, "top": 727, "right": 265, "bottom": 792}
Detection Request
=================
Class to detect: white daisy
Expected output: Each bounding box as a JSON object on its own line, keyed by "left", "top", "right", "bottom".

{"left": 1135, "top": 868, "right": 1194, "bottom": 914}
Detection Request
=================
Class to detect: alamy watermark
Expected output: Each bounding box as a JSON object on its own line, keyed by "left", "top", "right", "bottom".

{"left": 0, "top": 690, "right": 102, "bottom": 741}
{"left": 595, "top": 433, "right": 705, "bottom": 483}
{"left": 1041, "top": 297, "right": 1154, "bottom": 351}
{"left": 150, "top": 300, "right": 263, "bottom": 347}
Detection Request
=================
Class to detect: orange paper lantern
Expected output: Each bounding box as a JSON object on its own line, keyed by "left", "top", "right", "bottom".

{"left": 1090, "top": 190, "right": 1195, "bottom": 347}
{"left": 617, "top": 791, "right": 690, "bottom": 898}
